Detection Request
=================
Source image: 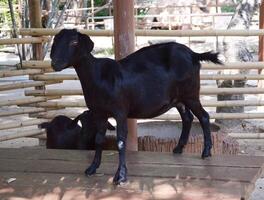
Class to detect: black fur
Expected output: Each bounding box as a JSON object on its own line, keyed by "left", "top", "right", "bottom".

{"left": 50, "top": 29, "right": 222, "bottom": 184}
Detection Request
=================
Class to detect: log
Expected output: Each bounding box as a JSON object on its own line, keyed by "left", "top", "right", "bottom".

{"left": 0, "top": 37, "right": 49, "bottom": 45}
{"left": 25, "top": 88, "right": 264, "bottom": 96}
{"left": 0, "top": 119, "right": 48, "bottom": 130}
{"left": 18, "top": 28, "right": 264, "bottom": 37}
{"left": 0, "top": 107, "right": 45, "bottom": 117}
{"left": 0, "top": 69, "right": 42, "bottom": 78}
{"left": 0, "top": 129, "right": 46, "bottom": 142}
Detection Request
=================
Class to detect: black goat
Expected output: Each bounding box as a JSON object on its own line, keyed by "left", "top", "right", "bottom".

{"left": 50, "top": 29, "right": 222, "bottom": 184}
{"left": 40, "top": 111, "right": 115, "bottom": 149}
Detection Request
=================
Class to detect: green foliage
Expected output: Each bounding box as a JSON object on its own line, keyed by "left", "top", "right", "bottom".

{"left": 221, "top": 5, "right": 236, "bottom": 13}
{"left": 0, "top": 0, "right": 19, "bottom": 29}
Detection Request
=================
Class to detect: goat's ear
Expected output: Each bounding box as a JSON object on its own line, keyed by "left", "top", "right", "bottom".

{"left": 39, "top": 122, "right": 50, "bottom": 129}
{"left": 107, "top": 121, "right": 115, "bottom": 131}
{"left": 78, "top": 32, "right": 94, "bottom": 52}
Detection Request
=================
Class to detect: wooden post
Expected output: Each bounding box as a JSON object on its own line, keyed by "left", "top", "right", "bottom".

{"left": 113, "top": 0, "right": 138, "bottom": 151}
{"left": 258, "top": 0, "right": 264, "bottom": 111}
{"left": 28, "top": 0, "right": 46, "bottom": 123}
{"left": 28, "top": 0, "right": 43, "bottom": 60}
{"left": 259, "top": 1, "right": 264, "bottom": 62}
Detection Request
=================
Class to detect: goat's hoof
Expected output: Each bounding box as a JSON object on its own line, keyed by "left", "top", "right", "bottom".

{"left": 173, "top": 145, "right": 183, "bottom": 154}
{"left": 201, "top": 148, "right": 212, "bottom": 159}
{"left": 85, "top": 165, "right": 97, "bottom": 176}
{"left": 113, "top": 167, "right": 127, "bottom": 185}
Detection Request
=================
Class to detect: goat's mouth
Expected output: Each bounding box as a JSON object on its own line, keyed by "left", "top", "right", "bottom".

{"left": 51, "top": 61, "right": 68, "bottom": 72}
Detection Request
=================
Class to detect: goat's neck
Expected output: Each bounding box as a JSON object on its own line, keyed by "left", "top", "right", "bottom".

{"left": 74, "top": 54, "right": 97, "bottom": 91}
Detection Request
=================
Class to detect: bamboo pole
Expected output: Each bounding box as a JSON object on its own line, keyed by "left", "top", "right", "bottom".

{"left": 31, "top": 73, "right": 264, "bottom": 81}
{"left": 37, "top": 110, "right": 264, "bottom": 120}
{"left": 200, "top": 74, "right": 264, "bottom": 80}
{"left": 201, "top": 100, "right": 264, "bottom": 107}
{"left": 32, "top": 74, "right": 78, "bottom": 81}
{"left": 22, "top": 60, "right": 52, "bottom": 69}
{"left": 18, "top": 28, "right": 264, "bottom": 37}
{"left": 202, "top": 62, "right": 264, "bottom": 70}
{"left": 155, "top": 113, "right": 264, "bottom": 120}
{"left": 200, "top": 87, "right": 264, "bottom": 95}
{"left": 0, "top": 37, "right": 49, "bottom": 45}
{"left": 0, "top": 81, "right": 44, "bottom": 91}
{"left": 0, "top": 80, "right": 60, "bottom": 91}
{"left": 20, "top": 61, "right": 264, "bottom": 70}
{"left": 0, "top": 129, "right": 46, "bottom": 142}
{"left": 0, "top": 97, "right": 47, "bottom": 107}
{"left": 36, "top": 101, "right": 86, "bottom": 107}
{"left": 25, "top": 89, "right": 83, "bottom": 96}
{"left": 33, "top": 99, "right": 264, "bottom": 108}
{"left": 0, "top": 107, "right": 45, "bottom": 117}
{"left": 0, "top": 69, "right": 42, "bottom": 78}
{"left": 0, "top": 118, "right": 48, "bottom": 130}
{"left": 24, "top": 87, "right": 264, "bottom": 96}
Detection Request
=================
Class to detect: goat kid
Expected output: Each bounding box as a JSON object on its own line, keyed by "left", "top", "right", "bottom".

{"left": 50, "top": 29, "right": 222, "bottom": 184}
{"left": 40, "top": 110, "right": 115, "bottom": 149}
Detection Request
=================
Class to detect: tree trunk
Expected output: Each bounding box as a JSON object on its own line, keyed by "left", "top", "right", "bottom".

{"left": 216, "top": 0, "right": 259, "bottom": 126}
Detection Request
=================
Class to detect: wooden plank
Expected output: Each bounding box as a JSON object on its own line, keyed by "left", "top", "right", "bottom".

{"left": 0, "top": 158, "right": 261, "bottom": 183}
{"left": 0, "top": 149, "right": 263, "bottom": 182}
{"left": 0, "top": 148, "right": 262, "bottom": 200}
{"left": 0, "top": 172, "right": 245, "bottom": 200}
{"left": 0, "top": 148, "right": 263, "bottom": 170}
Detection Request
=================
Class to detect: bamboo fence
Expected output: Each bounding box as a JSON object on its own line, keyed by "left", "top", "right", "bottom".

{"left": 1, "top": 28, "right": 264, "bottom": 144}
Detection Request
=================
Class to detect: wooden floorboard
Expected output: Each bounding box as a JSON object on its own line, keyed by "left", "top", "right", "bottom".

{"left": 0, "top": 148, "right": 263, "bottom": 200}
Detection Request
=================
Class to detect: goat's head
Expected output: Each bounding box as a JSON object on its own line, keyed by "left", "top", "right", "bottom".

{"left": 50, "top": 29, "right": 94, "bottom": 71}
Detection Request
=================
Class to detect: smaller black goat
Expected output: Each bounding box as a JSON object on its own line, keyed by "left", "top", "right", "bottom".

{"left": 40, "top": 111, "right": 115, "bottom": 149}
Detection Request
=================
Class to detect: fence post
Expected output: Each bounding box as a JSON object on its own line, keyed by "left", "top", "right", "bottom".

{"left": 258, "top": 1, "right": 264, "bottom": 111}
{"left": 113, "top": 0, "right": 138, "bottom": 151}
{"left": 28, "top": 0, "right": 46, "bottom": 121}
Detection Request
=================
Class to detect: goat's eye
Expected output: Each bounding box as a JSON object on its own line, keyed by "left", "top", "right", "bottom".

{"left": 69, "top": 41, "right": 78, "bottom": 46}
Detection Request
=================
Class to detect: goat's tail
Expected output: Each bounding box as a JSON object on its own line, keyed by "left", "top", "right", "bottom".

{"left": 193, "top": 51, "right": 223, "bottom": 65}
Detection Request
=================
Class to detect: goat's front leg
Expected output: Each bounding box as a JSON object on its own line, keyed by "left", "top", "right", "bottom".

{"left": 173, "top": 103, "right": 194, "bottom": 154}
{"left": 113, "top": 117, "right": 128, "bottom": 185}
{"left": 185, "top": 100, "right": 212, "bottom": 158}
{"left": 85, "top": 130, "right": 106, "bottom": 176}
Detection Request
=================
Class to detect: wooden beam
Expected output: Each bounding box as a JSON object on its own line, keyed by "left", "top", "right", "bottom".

{"left": 113, "top": 0, "right": 137, "bottom": 151}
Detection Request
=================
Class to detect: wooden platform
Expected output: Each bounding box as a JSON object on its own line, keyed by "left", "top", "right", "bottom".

{"left": 0, "top": 148, "right": 263, "bottom": 200}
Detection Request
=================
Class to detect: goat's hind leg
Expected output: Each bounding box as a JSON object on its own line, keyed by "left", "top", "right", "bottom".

{"left": 184, "top": 100, "right": 212, "bottom": 158}
{"left": 173, "top": 103, "right": 194, "bottom": 154}
{"left": 85, "top": 128, "right": 106, "bottom": 176}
